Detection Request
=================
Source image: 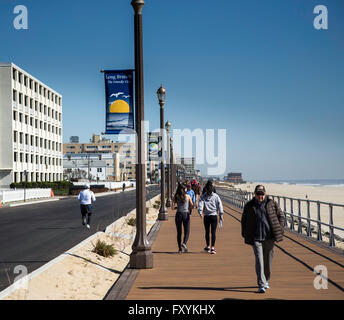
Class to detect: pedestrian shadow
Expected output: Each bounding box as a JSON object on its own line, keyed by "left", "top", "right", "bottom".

{"left": 36, "top": 227, "right": 80, "bottom": 230}
{"left": 138, "top": 285, "right": 259, "bottom": 293}
{"left": 64, "top": 253, "right": 121, "bottom": 275}
{"left": 152, "top": 251, "right": 202, "bottom": 255}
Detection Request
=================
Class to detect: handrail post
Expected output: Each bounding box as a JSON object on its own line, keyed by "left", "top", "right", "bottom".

{"left": 317, "top": 201, "right": 323, "bottom": 241}
{"left": 329, "top": 204, "right": 335, "bottom": 247}
{"left": 306, "top": 200, "right": 311, "bottom": 237}
{"left": 297, "top": 199, "right": 302, "bottom": 233}
{"left": 283, "top": 197, "right": 288, "bottom": 227}
{"left": 290, "top": 198, "right": 295, "bottom": 230}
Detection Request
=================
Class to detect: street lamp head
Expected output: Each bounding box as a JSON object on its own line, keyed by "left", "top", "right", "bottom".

{"left": 157, "top": 85, "right": 166, "bottom": 105}
{"left": 165, "top": 120, "right": 171, "bottom": 131}
{"left": 131, "top": 0, "right": 144, "bottom": 14}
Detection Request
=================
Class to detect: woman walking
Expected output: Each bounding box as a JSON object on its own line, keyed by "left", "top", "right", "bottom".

{"left": 198, "top": 180, "right": 223, "bottom": 254}
{"left": 172, "top": 183, "right": 194, "bottom": 253}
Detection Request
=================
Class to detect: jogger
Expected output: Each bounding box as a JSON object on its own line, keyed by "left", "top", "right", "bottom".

{"left": 78, "top": 183, "right": 96, "bottom": 229}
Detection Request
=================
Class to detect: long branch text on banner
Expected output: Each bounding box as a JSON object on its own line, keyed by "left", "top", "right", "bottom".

{"left": 104, "top": 70, "right": 134, "bottom": 134}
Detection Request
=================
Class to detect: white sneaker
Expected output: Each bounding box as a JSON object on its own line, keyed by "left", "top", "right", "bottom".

{"left": 258, "top": 287, "right": 266, "bottom": 293}
{"left": 86, "top": 224, "right": 90, "bottom": 229}
{"left": 181, "top": 243, "right": 188, "bottom": 252}
{"left": 264, "top": 283, "right": 270, "bottom": 289}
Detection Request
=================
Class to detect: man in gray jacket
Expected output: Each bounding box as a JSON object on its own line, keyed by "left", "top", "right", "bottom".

{"left": 198, "top": 181, "right": 224, "bottom": 254}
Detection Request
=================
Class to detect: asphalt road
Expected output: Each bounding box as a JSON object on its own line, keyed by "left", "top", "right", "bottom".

{"left": 0, "top": 185, "right": 160, "bottom": 292}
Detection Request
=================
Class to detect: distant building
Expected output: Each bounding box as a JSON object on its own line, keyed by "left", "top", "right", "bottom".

{"left": 227, "top": 172, "right": 244, "bottom": 184}
{"left": 69, "top": 136, "right": 79, "bottom": 143}
{"left": 63, "top": 134, "right": 137, "bottom": 180}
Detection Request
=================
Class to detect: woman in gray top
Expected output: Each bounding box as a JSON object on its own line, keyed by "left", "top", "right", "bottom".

{"left": 198, "top": 181, "right": 224, "bottom": 254}
{"left": 172, "top": 183, "right": 194, "bottom": 253}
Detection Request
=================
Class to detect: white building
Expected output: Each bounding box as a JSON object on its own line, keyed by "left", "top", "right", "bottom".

{"left": 63, "top": 153, "right": 127, "bottom": 182}
{"left": 0, "top": 63, "right": 63, "bottom": 187}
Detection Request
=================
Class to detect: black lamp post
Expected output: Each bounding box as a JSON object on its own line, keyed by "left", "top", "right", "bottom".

{"left": 157, "top": 85, "right": 168, "bottom": 220}
{"left": 129, "top": 0, "right": 153, "bottom": 269}
{"left": 170, "top": 137, "right": 175, "bottom": 198}
{"left": 165, "top": 121, "right": 171, "bottom": 207}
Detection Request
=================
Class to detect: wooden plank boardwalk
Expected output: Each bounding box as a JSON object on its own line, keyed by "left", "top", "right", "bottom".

{"left": 125, "top": 202, "right": 344, "bottom": 300}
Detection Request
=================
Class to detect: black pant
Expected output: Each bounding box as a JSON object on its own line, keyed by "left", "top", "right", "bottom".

{"left": 175, "top": 212, "right": 190, "bottom": 250}
{"left": 80, "top": 204, "right": 92, "bottom": 225}
{"left": 203, "top": 215, "right": 218, "bottom": 247}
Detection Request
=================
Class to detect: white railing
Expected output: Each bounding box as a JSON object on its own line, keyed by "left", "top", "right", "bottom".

{"left": 0, "top": 188, "right": 52, "bottom": 204}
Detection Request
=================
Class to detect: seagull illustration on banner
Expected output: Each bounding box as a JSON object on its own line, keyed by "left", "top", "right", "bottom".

{"left": 110, "top": 92, "right": 124, "bottom": 98}
{"left": 123, "top": 95, "right": 130, "bottom": 98}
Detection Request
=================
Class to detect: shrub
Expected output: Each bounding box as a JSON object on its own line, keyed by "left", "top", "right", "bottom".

{"left": 127, "top": 218, "right": 136, "bottom": 226}
{"left": 92, "top": 240, "right": 117, "bottom": 258}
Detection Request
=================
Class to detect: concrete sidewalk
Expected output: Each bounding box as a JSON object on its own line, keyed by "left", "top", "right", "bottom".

{"left": 114, "top": 203, "right": 344, "bottom": 300}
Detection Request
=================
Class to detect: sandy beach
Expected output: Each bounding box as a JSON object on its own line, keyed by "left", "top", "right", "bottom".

{"left": 220, "top": 182, "right": 344, "bottom": 246}
{"left": 1, "top": 195, "right": 161, "bottom": 300}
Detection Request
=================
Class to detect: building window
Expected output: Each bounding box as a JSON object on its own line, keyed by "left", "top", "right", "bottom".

{"left": 19, "top": 113, "right": 23, "bottom": 123}
{"left": 24, "top": 76, "right": 28, "bottom": 87}
{"left": 14, "top": 152, "right": 17, "bottom": 162}
{"left": 18, "top": 72, "right": 22, "bottom": 84}
{"left": 19, "top": 93, "right": 22, "bottom": 104}
{"left": 24, "top": 96, "right": 28, "bottom": 107}
{"left": 97, "top": 168, "right": 102, "bottom": 172}
{"left": 34, "top": 82, "right": 37, "bottom": 93}
{"left": 13, "top": 111, "right": 17, "bottom": 121}
{"left": 13, "top": 90, "right": 17, "bottom": 102}
{"left": 12, "top": 68, "right": 17, "bottom": 80}
{"left": 25, "top": 115, "right": 28, "bottom": 125}
{"left": 13, "top": 131, "right": 17, "bottom": 143}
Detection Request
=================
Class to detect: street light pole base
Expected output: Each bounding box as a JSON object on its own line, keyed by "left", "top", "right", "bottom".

{"left": 129, "top": 250, "right": 153, "bottom": 269}
{"left": 158, "top": 207, "right": 168, "bottom": 220}
{"left": 166, "top": 199, "right": 171, "bottom": 207}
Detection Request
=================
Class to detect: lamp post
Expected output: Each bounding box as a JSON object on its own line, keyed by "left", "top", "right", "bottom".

{"left": 165, "top": 121, "right": 171, "bottom": 207}
{"left": 157, "top": 85, "right": 168, "bottom": 220}
{"left": 129, "top": 0, "right": 153, "bottom": 269}
{"left": 170, "top": 137, "right": 175, "bottom": 199}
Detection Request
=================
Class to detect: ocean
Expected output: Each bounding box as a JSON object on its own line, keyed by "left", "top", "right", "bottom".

{"left": 252, "top": 179, "right": 344, "bottom": 187}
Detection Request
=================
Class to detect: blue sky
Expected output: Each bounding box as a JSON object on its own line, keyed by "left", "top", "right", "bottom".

{"left": 1, "top": 0, "right": 343, "bottom": 180}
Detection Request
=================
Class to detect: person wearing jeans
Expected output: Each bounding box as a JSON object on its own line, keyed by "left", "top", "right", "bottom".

{"left": 241, "top": 185, "right": 285, "bottom": 293}
{"left": 173, "top": 183, "right": 194, "bottom": 253}
{"left": 198, "top": 180, "right": 223, "bottom": 254}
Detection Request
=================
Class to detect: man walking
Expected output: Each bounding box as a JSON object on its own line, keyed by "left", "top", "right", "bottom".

{"left": 78, "top": 183, "right": 96, "bottom": 229}
{"left": 241, "top": 185, "right": 284, "bottom": 293}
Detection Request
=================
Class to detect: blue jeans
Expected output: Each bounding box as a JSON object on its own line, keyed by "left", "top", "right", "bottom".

{"left": 175, "top": 212, "right": 190, "bottom": 250}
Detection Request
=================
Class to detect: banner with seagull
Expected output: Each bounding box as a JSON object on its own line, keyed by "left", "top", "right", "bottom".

{"left": 103, "top": 69, "right": 134, "bottom": 134}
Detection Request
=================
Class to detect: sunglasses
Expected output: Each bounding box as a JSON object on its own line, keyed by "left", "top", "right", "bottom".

{"left": 256, "top": 191, "right": 265, "bottom": 195}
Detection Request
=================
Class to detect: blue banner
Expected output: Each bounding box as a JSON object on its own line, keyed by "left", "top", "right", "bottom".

{"left": 104, "top": 70, "right": 134, "bottom": 134}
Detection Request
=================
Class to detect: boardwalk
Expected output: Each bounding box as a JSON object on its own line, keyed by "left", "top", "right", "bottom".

{"left": 124, "top": 202, "right": 344, "bottom": 300}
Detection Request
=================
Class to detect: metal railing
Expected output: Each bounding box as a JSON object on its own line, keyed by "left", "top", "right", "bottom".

{"left": 219, "top": 188, "right": 344, "bottom": 249}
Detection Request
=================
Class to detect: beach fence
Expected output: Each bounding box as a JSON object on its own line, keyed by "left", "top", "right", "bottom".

{"left": 220, "top": 189, "right": 344, "bottom": 249}
{"left": 0, "top": 188, "right": 52, "bottom": 204}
